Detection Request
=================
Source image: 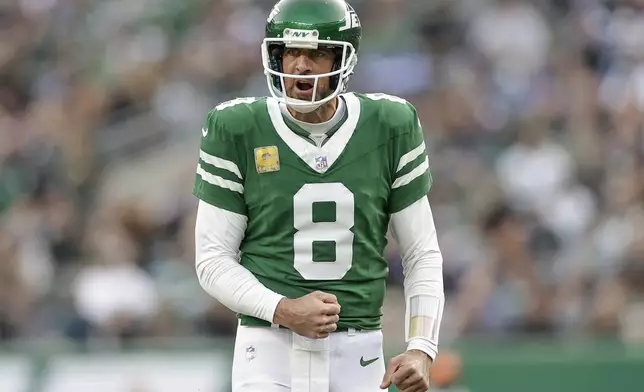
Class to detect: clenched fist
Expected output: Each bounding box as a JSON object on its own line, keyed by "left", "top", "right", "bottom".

{"left": 380, "top": 350, "right": 432, "bottom": 392}
{"left": 273, "top": 291, "right": 341, "bottom": 339}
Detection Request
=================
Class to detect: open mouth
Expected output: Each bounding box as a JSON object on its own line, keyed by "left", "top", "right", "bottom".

{"left": 295, "top": 81, "right": 314, "bottom": 92}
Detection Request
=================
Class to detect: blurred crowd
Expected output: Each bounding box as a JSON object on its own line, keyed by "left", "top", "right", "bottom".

{"left": 1, "top": 0, "right": 644, "bottom": 348}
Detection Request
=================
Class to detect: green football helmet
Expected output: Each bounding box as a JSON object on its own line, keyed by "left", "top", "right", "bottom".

{"left": 262, "top": 0, "right": 362, "bottom": 113}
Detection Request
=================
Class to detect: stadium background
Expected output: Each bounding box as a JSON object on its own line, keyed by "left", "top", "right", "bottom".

{"left": 1, "top": 0, "right": 644, "bottom": 390}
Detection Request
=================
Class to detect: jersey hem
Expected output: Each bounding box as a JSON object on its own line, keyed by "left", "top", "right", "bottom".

{"left": 238, "top": 315, "right": 382, "bottom": 331}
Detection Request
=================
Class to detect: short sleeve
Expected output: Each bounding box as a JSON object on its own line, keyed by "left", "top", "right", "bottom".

{"left": 387, "top": 107, "right": 433, "bottom": 214}
{"left": 193, "top": 109, "right": 247, "bottom": 216}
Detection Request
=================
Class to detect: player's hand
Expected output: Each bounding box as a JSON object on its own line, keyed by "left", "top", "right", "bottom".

{"left": 380, "top": 350, "right": 431, "bottom": 392}
{"left": 273, "top": 291, "right": 341, "bottom": 339}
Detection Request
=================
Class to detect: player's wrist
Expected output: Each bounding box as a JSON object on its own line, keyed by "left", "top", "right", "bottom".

{"left": 406, "top": 338, "right": 437, "bottom": 361}
{"left": 262, "top": 291, "right": 287, "bottom": 324}
{"left": 272, "top": 297, "right": 294, "bottom": 326}
{"left": 406, "top": 349, "right": 433, "bottom": 362}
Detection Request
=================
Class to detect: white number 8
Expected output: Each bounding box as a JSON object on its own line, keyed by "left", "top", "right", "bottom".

{"left": 293, "top": 183, "right": 354, "bottom": 280}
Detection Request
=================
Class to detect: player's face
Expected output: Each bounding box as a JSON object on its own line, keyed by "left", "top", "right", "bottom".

{"left": 281, "top": 47, "right": 335, "bottom": 101}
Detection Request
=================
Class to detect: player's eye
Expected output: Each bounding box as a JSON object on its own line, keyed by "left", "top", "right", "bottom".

{"left": 313, "top": 50, "right": 332, "bottom": 59}
{"left": 284, "top": 48, "right": 300, "bottom": 57}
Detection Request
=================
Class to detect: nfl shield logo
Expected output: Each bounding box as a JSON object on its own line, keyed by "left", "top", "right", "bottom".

{"left": 315, "top": 156, "right": 328, "bottom": 171}
{"left": 246, "top": 345, "right": 256, "bottom": 361}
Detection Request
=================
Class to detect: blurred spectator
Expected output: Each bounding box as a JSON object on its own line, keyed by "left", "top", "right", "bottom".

{"left": 496, "top": 118, "right": 575, "bottom": 213}
{"left": 69, "top": 220, "right": 160, "bottom": 342}
{"left": 449, "top": 204, "right": 554, "bottom": 336}
{"left": 0, "top": 232, "right": 35, "bottom": 341}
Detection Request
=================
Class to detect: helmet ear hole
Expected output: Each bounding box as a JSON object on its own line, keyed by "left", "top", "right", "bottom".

{"left": 329, "top": 47, "right": 343, "bottom": 90}
{"left": 268, "top": 44, "right": 285, "bottom": 91}
{"left": 329, "top": 46, "right": 354, "bottom": 91}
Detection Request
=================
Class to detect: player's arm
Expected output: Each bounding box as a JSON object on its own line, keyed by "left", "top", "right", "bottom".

{"left": 193, "top": 108, "right": 283, "bottom": 323}
{"left": 390, "top": 197, "right": 444, "bottom": 359}
{"left": 387, "top": 104, "right": 444, "bottom": 359}
{"left": 381, "top": 104, "right": 444, "bottom": 391}
{"left": 195, "top": 201, "right": 284, "bottom": 322}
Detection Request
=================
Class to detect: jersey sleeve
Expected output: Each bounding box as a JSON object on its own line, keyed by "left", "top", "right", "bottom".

{"left": 193, "top": 109, "right": 247, "bottom": 216}
{"left": 387, "top": 106, "right": 433, "bottom": 214}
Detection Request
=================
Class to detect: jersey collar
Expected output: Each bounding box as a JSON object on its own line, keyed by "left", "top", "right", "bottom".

{"left": 266, "top": 93, "right": 361, "bottom": 174}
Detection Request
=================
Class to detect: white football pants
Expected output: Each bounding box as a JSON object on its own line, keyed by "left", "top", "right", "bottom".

{"left": 232, "top": 325, "right": 386, "bottom": 392}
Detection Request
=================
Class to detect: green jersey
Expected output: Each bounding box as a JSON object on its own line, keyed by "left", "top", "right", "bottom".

{"left": 193, "top": 92, "right": 432, "bottom": 330}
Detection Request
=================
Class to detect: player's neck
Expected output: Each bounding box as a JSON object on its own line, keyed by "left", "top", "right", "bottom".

{"left": 287, "top": 97, "right": 338, "bottom": 124}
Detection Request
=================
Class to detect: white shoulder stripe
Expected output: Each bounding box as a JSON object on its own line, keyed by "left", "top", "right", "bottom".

{"left": 200, "top": 150, "right": 243, "bottom": 180}
{"left": 197, "top": 164, "right": 244, "bottom": 194}
{"left": 393, "top": 157, "right": 429, "bottom": 189}
{"left": 397, "top": 142, "right": 426, "bottom": 173}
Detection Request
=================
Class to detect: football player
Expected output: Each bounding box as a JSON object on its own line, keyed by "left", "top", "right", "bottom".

{"left": 194, "top": 0, "right": 444, "bottom": 391}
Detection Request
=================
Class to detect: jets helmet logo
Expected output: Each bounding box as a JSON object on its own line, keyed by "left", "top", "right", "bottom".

{"left": 339, "top": 5, "right": 360, "bottom": 31}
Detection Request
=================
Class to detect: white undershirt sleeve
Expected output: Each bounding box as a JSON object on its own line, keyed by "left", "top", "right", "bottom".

{"left": 195, "top": 200, "right": 284, "bottom": 323}
{"left": 390, "top": 197, "right": 445, "bottom": 360}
